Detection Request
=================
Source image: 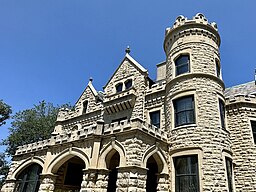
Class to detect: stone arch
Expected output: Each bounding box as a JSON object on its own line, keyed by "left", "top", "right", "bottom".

{"left": 11, "top": 156, "right": 44, "bottom": 180}
{"left": 98, "top": 140, "right": 126, "bottom": 169}
{"left": 142, "top": 145, "right": 168, "bottom": 174}
{"left": 46, "top": 147, "right": 89, "bottom": 174}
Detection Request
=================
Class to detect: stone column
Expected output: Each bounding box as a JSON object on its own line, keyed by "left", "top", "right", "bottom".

{"left": 157, "top": 173, "right": 169, "bottom": 192}
{"left": 117, "top": 166, "right": 148, "bottom": 192}
{"left": 80, "top": 169, "right": 97, "bottom": 192}
{"left": 0, "top": 179, "right": 16, "bottom": 192}
{"left": 94, "top": 169, "right": 109, "bottom": 192}
{"left": 38, "top": 174, "right": 57, "bottom": 192}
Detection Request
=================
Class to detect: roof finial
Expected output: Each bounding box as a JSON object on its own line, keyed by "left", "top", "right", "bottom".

{"left": 125, "top": 46, "right": 131, "bottom": 54}
{"left": 89, "top": 77, "right": 93, "bottom": 82}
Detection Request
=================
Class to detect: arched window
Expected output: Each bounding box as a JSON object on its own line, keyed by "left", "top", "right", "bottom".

{"left": 125, "top": 79, "right": 132, "bottom": 90}
{"left": 146, "top": 156, "right": 158, "bottom": 192}
{"left": 107, "top": 152, "right": 120, "bottom": 192}
{"left": 14, "top": 164, "right": 42, "bottom": 192}
{"left": 175, "top": 55, "right": 190, "bottom": 76}
{"left": 116, "top": 83, "right": 123, "bottom": 93}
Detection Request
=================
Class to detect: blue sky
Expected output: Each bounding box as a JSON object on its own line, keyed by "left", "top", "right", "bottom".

{"left": 0, "top": 1, "right": 255, "bottom": 153}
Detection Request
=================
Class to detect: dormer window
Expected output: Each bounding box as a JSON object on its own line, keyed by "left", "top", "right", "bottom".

{"left": 175, "top": 55, "right": 190, "bottom": 76}
{"left": 125, "top": 79, "right": 132, "bottom": 90}
{"left": 116, "top": 83, "right": 123, "bottom": 93}
{"left": 82, "top": 101, "right": 88, "bottom": 114}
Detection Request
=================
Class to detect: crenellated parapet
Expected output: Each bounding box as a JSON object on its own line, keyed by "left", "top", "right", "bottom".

{"left": 164, "top": 13, "right": 220, "bottom": 55}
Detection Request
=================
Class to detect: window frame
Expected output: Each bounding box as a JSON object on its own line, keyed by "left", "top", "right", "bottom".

{"left": 173, "top": 95, "right": 196, "bottom": 127}
{"left": 171, "top": 149, "right": 202, "bottom": 192}
{"left": 216, "top": 59, "right": 221, "bottom": 78}
{"left": 115, "top": 83, "right": 123, "bottom": 93}
{"left": 124, "top": 79, "right": 133, "bottom": 90}
{"left": 219, "top": 99, "right": 226, "bottom": 129}
{"left": 223, "top": 151, "right": 234, "bottom": 192}
{"left": 174, "top": 155, "right": 199, "bottom": 192}
{"left": 82, "top": 100, "right": 88, "bottom": 114}
{"left": 250, "top": 120, "right": 256, "bottom": 144}
{"left": 175, "top": 54, "right": 190, "bottom": 76}
{"left": 149, "top": 110, "right": 161, "bottom": 128}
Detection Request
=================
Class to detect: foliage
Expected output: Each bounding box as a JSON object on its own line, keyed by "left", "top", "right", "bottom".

{"left": 2, "top": 101, "right": 71, "bottom": 156}
{"left": 0, "top": 100, "right": 12, "bottom": 127}
{"left": 0, "top": 153, "right": 9, "bottom": 188}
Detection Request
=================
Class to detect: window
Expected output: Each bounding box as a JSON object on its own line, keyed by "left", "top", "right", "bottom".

{"left": 250, "top": 121, "right": 256, "bottom": 144}
{"left": 82, "top": 101, "right": 88, "bottom": 114}
{"left": 225, "top": 157, "right": 233, "bottom": 192}
{"left": 216, "top": 60, "right": 221, "bottom": 78}
{"left": 149, "top": 111, "right": 160, "bottom": 128}
{"left": 174, "top": 96, "right": 195, "bottom": 127}
{"left": 174, "top": 155, "right": 199, "bottom": 192}
{"left": 14, "top": 164, "right": 42, "bottom": 192}
{"left": 125, "top": 79, "right": 132, "bottom": 89}
{"left": 116, "top": 83, "right": 123, "bottom": 93}
{"left": 219, "top": 99, "right": 225, "bottom": 128}
{"left": 175, "top": 55, "right": 190, "bottom": 76}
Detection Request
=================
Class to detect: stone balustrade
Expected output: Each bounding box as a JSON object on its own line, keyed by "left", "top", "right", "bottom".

{"left": 15, "top": 118, "right": 167, "bottom": 156}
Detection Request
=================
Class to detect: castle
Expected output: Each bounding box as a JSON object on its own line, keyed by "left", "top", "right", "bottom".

{"left": 2, "top": 13, "right": 256, "bottom": 192}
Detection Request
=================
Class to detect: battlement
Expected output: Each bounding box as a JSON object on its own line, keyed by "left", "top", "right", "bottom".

{"left": 164, "top": 13, "right": 220, "bottom": 53}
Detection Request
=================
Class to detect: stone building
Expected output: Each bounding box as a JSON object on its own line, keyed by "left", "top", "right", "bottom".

{"left": 1, "top": 13, "right": 256, "bottom": 192}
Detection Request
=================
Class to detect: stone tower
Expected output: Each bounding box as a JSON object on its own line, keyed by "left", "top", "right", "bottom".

{"left": 164, "top": 14, "right": 232, "bottom": 191}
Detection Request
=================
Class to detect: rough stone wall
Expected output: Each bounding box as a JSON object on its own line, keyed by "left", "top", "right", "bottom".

{"left": 104, "top": 58, "right": 147, "bottom": 120}
{"left": 227, "top": 104, "right": 256, "bottom": 191}
{"left": 75, "top": 84, "right": 103, "bottom": 116}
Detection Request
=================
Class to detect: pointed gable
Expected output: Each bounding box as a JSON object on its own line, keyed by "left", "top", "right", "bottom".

{"left": 75, "top": 79, "right": 102, "bottom": 115}
{"left": 104, "top": 53, "right": 148, "bottom": 95}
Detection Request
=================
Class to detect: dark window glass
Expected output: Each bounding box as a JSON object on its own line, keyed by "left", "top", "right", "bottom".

{"left": 175, "top": 55, "right": 189, "bottom": 76}
{"left": 116, "top": 83, "right": 123, "bottom": 93}
{"left": 107, "top": 152, "right": 120, "bottom": 192}
{"left": 219, "top": 99, "right": 225, "bottom": 128}
{"left": 146, "top": 156, "right": 158, "bottom": 192}
{"left": 174, "top": 96, "right": 195, "bottom": 127}
{"left": 216, "top": 61, "right": 220, "bottom": 78}
{"left": 174, "top": 155, "right": 199, "bottom": 192}
{"left": 14, "top": 164, "right": 42, "bottom": 192}
{"left": 150, "top": 111, "right": 160, "bottom": 128}
{"left": 83, "top": 101, "right": 88, "bottom": 114}
{"left": 225, "top": 157, "right": 233, "bottom": 192}
{"left": 125, "top": 79, "right": 132, "bottom": 89}
{"left": 251, "top": 121, "right": 256, "bottom": 144}
{"left": 64, "top": 162, "right": 84, "bottom": 186}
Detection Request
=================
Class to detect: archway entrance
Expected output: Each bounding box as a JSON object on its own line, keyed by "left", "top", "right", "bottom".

{"left": 107, "top": 151, "right": 120, "bottom": 192}
{"left": 146, "top": 156, "right": 158, "bottom": 192}
{"left": 54, "top": 156, "right": 85, "bottom": 192}
{"left": 14, "top": 163, "right": 42, "bottom": 192}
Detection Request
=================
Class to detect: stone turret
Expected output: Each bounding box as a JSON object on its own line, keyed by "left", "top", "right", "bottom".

{"left": 164, "top": 14, "right": 232, "bottom": 191}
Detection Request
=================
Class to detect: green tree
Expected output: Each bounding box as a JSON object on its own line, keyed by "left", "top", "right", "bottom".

{"left": 0, "top": 153, "right": 9, "bottom": 188}
{"left": 2, "top": 100, "right": 71, "bottom": 156}
{"left": 0, "top": 100, "right": 12, "bottom": 126}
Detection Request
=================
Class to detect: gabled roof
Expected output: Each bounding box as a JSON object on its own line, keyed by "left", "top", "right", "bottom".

{"left": 75, "top": 79, "right": 98, "bottom": 105}
{"left": 104, "top": 53, "right": 148, "bottom": 88}
{"left": 225, "top": 81, "right": 256, "bottom": 98}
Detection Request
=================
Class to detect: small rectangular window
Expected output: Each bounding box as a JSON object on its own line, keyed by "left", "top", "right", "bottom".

{"left": 219, "top": 99, "right": 225, "bottom": 128}
{"left": 83, "top": 101, "right": 88, "bottom": 114}
{"left": 250, "top": 121, "right": 256, "bottom": 144}
{"left": 175, "top": 55, "right": 189, "bottom": 76}
{"left": 116, "top": 83, "right": 123, "bottom": 93}
{"left": 225, "top": 157, "right": 233, "bottom": 192}
{"left": 216, "top": 62, "right": 220, "bottom": 78}
{"left": 174, "top": 96, "right": 195, "bottom": 127}
{"left": 150, "top": 110, "right": 160, "bottom": 128}
{"left": 174, "top": 155, "right": 199, "bottom": 192}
